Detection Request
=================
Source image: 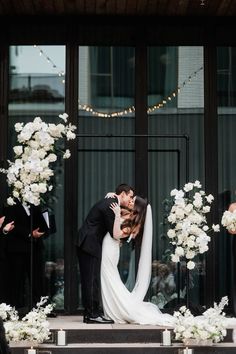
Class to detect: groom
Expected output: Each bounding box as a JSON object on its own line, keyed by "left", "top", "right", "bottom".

{"left": 76, "top": 183, "right": 134, "bottom": 324}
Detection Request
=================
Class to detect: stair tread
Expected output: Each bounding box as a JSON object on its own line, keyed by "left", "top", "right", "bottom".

{"left": 9, "top": 342, "right": 236, "bottom": 348}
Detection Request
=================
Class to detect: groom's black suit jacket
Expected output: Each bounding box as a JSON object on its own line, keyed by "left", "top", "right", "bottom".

{"left": 75, "top": 196, "right": 117, "bottom": 258}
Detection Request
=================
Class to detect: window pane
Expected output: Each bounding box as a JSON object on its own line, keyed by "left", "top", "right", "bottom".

{"left": 77, "top": 46, "right": 135, "bottom": 309}
{"left": 217, "top": 46, "right": 236, "bottom": 315}
{"left": 6, "top": 45, "right": 65, "bottom": 311}
{"left": 148, "top": 46, "right": 205, "bottom": 309}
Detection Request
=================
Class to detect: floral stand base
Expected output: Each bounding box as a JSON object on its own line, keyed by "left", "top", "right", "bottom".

{"left": 183, "top": 338, "right": 213, "bottom": 346}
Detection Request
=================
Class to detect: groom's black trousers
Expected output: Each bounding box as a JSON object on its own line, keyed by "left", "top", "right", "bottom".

{"left": 76, "top": 247, "right": 101, "bottom": 317}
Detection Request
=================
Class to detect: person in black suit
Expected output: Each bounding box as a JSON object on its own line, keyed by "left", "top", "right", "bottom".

{"left": 0, "top": 213, "right": 15, "bottom": 304}
{"left": 0, "top": 317, "right": 10, "bottom": 354}
{"left": 0, "top": 216, "right": 15, "bottom": 235}
{"left": 1, "top": 199, "right": 49, "bottom": 309}
{"left": 76, "top": 183, "right": 134, "bottom": 324}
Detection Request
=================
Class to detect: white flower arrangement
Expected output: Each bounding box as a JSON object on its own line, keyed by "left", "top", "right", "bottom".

{"left": 0, "top": 113, "right": 76, "bottom": 206}
{"left": 173, "top": 296, "right": 228, "bottom": 344}
{"left": 221, "top": 209, "right": 236, "bottom": 233}
{"left": 0, "top": 303, "right": 18, "bottom": 322}
{"left": 3, "top": 296, "right": 54, "bottom": 343}
{"left": 167, "top": 180, "right": 220, "bottom": 270}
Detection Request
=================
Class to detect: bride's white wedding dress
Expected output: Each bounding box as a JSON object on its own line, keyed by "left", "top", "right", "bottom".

{"left": 101, "top": 205, "right": 174, "bottom": 325}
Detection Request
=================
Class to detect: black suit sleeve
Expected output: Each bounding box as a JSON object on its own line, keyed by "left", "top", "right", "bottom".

{"left": 101, "top": 197, "right": 117, "bottom": 237}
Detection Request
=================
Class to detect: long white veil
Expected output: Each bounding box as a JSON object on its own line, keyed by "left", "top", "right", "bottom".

{"left": 131, "top": 204, "right": 153, "bottom": 301}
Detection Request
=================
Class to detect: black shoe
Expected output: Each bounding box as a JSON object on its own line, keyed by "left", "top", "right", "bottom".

{"left": 84, "top": 315, "right": 114, "bottom": 324}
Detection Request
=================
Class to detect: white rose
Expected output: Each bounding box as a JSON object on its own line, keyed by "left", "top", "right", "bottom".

{"left": 66, "top": 130, "right": 76, "bottom": 140}
{"left": 177, "top": 234, "right": 185, "bottom": 245}
{"left": 14, "top": 122, "right": 23, "bottom": 132}
{"left": 38, "top": 183, "right": 47, "bottom": 194}
{"left": 175, "top": 246, "right": 184, "bottom": 257}
{"left": 171, "top": 254, "right": 180, "bottom": 263}
{"left": 7, "top": 197, "right": 16, "bottom": 205}
{"left": 175, "top": 207, "right": 185, "bottom": 219}
{"left": 13, "top": 146, "right": 23, "bottom": 156}
{"left": 184, "top": 183, "right": 194, "bottom": 192}
{"left": 14, "top": 180, "right": 22, "bottom": 189}
{"left": 167, "top": 229, "right": 176, "bottom": 238}
{"left": 193, "top": 198, "right": 203, "bottom": 208}
{"left": 186, "top": 250, "right": 195, "bottom": 259}
{"left": 29, "top": 140, "right": 40, "bottom": 149}
{"left": 170, "top": 189, "right": 179, "bottom": 196}
{"left": 47, "top": 153, "right": 57, "bottom": 162}
{"left": 174, "top": 190, "right": 184, "bottom": 200}
{"left": 59, "top": 112, "right": 68, "bottom": 122}
{"left": 212, "top": 224, "right": 220, "bottom": 232}
{"left": 13, "top": 190, "right": 19, "bottom": 198}
{"left": 187, "top": 260, "right": 195, "bottom": 270}
{"left": 189, "top": 224, "right": 200, "bottom": 235}
{"left": 48, "top": 123, "right": 64, "bottom": 138}
{"left": 206, "top": 194, "right": 214, "bottom": 203}
{"left": 185, "top": 203, "right": 193, "bottom": 214}
{"left": 41, "top": 159, "right": 49, "bottom": 168}
{"left": 202, "top": 206, "right": 210, "bottom": 213}
{"left": 30, "top": 184, "right": 39, "bottom": 192}
{"left": 38, "top": 149, "right": 47, "bottom": 159}
{"left": 187, "top": 239, "right": 195, "bottom": 248}
{"left": 199, "top": 245, "right": 209, "bottom": 254}
{"left": 63, "top": 149, "right": 71, "bottom": 159}
{"left": 194, "top": 180, "right": 202, "bottom": 188}
{"left": 168, "top": 213, "right": 176, "bottom": 223}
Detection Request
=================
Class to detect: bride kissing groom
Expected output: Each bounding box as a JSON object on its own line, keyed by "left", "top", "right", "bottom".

{"left": 76, "top": 183, "right": 174, "bottom": 326}
{"left": 75, "top": 183, "right": 134, "bottom": 324}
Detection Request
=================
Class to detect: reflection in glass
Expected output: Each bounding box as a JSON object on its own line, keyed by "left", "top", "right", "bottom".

{"left": 148, "top": 46, "right": 205, "bottom": 308}
{"left": 217, "top": 47, "right": 236, "bottom": 314}
{"left": 6, "top": 45, "right": 65, "bottom": 311}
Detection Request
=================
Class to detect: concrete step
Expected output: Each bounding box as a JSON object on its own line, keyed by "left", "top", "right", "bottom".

{"left": 9, "top": 342, "right": 236, "bottom": 354}
{"left": 8, "top": 316, "right": 236, "bottom": 354}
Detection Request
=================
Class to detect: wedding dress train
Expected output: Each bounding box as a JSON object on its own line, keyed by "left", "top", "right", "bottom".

{"left": 101, "top": 205, "right": 174, "bottom": 325}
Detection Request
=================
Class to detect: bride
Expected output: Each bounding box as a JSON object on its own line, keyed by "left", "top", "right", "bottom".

{"left": 101, "top": 195, "right": 174, "bottom": 326}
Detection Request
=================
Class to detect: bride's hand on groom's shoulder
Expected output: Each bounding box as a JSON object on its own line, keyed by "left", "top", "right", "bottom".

{"left": 110, "top": 202, "right": 120, "bottom": 216}
{"left": 105, "top": 192, "right": 116, "bottom": 198}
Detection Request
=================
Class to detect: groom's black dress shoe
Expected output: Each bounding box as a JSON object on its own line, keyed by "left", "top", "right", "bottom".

{"left": 83, "top": 315, "right": 114, "bottom": 324}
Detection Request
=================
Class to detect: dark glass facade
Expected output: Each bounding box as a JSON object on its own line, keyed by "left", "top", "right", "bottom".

{"left": 0, "top": 17, "right": 235, "bottom": 313}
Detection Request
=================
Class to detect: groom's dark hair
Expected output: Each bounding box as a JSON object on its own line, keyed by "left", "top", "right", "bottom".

{"left": 115, "top": 183, "right": 134, "bottom": 195}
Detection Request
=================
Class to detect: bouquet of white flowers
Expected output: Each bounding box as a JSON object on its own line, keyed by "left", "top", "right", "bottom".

{"left": 173, "top": 296, "right": 228, "bottom": 344}
{"left": 0, "top": 113, "right": 76, "bottom": 206}
{"left": 167, "top": 180, "right": 220, "bottom": 270}
{"left": 221, "top": 208, "right": 236, "bottom": 233}
{"left": 3, "top": 296, "right": 54, "bottom": 343}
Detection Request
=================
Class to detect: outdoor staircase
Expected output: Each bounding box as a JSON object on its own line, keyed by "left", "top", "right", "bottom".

{"left": 9, "top": 316, "right": 236, "bottom": 354}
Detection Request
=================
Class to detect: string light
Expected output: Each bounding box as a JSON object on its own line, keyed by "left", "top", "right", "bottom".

{"left": 80, "top": 66, "right": 203, "bottom": 117}
{"left": 33, "top": 45, "right": 65, "bottom": 83}
{"left": 32, "top": 45, "right": 203, "bottom": 118}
